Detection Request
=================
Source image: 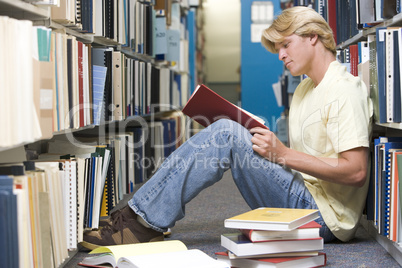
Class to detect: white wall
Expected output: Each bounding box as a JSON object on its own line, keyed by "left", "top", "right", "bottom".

{"left": 203, "top": 0, "right": 241, "bottom": 83}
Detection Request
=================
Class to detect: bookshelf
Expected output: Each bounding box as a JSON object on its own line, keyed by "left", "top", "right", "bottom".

{"left": 291, "top": 1, "right": 402, "bottom": 266}
{"left": 0, "top": 0, "right": 203, "bottom": 267}
{"left": 0, "top": 0, "right": 50, "bottom": 19}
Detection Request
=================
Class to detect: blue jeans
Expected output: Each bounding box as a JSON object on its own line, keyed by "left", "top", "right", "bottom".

{"left": 128, "top": 119, "right": 336, "bottom": 242}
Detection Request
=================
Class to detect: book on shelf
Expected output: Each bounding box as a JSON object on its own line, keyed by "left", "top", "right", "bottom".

{"left": 224, "top": 207, "right": 319, "bottom": 231}
{"left": 215, "top": 251, "right": 327, "bottom": 268}
{"left": 221, "top": 233, "right": 324, "bottom": 257}
{"left": 389, "top": 149, "right": 402, "bottom": 242}
{"left": 373, "top": 138, "right": 402, "bottom": 237}
{"left": 240, "top": 220, "right": 321, "bottom": 242}
{"left": 182, "top": 84, "right": 268, "bottom": 130}
{"left": 376, "top": 27, "right": 388, "bottom": 123}
{"left": 385, "top": 27, "right": 401, "bottom": 123}
{"left": 0, "top": 176, "right": 19, "bottom": 268}
{"left": 78, "top": 240, "right": 228, "bottom": 268}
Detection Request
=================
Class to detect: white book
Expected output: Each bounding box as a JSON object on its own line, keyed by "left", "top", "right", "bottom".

{"left": 216, "top": 251, "right": 326, "bottom": 268}
{"left": 221, "top": 233, "right": 323, "bottom": 257}
{"left": 386, "top": 28, "right": 395, "bottom": 123}
{"left": 94, "top": 0, "right": 103, "bottom": 36}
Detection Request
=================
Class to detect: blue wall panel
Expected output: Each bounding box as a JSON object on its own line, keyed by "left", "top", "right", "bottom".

{"left": 241, "top": 0, "right": 283, "bottom": 130}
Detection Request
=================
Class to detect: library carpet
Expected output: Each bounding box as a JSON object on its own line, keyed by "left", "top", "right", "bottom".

{"left": 65, "top": 170, "right": 401, "bottom": 267}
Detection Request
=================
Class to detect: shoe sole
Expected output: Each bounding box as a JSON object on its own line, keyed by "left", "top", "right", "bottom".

{"left": 79, "top": 241, "right": 101, "bottom": 251}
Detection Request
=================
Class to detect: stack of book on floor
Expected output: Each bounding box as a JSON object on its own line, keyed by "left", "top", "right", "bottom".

{"left": 216, "top": 207, "right": 327, "bottom": 267}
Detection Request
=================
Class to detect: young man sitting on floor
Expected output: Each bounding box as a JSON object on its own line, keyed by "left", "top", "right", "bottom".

{"left": 81, "top": 6, "right": 372, "bottom": 250}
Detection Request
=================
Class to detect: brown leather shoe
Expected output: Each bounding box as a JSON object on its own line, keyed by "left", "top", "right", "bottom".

{"left": 81, "top": 206, "right": 164, "bottom": 250}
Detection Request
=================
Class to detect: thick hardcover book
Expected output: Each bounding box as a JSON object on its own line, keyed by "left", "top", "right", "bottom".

{"left": 224, "top": 207, "right": 319, "bottom": 231}
{"left": 221, "top": 233, "right": 324, "bottom": 257}
{"left": 215, "top": 251, "right": 326, "bottom": 268}
{"left": 240, "top": 220, "right": 321, "bottom": 242}
{"left": 182, "top": 84, "right": 267, "bottom": 130}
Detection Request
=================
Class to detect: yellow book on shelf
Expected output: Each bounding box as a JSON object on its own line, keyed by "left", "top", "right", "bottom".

{"left": 224, "top": 207, "right": 319, "bottom": 231}
{"left": 100, "top": 180, "right": 108, "bottom": 217}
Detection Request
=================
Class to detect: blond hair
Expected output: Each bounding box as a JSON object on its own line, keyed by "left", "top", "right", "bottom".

{"left": 261, "top": 6, "right": 336, "bottom": 56}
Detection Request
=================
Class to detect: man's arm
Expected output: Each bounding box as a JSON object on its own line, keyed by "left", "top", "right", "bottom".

{"left": 250, "top": 127, "right": 368, "bottom": 187}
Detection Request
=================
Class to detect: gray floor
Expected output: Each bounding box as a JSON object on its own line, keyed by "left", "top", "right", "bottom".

{"left": 64, "top": 170, "right": 401, "bottom": 267}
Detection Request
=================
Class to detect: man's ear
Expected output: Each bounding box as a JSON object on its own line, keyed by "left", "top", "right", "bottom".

{"left": 309, "top": 34, "right": 319, "bottom": 45}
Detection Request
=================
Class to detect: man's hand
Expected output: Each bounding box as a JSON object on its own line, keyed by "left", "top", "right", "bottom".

{"left": 249, "top": 127, "right": 368, "bottom": 187}
{"left": 250, "top": 127, "right": 289, "bottom": 165}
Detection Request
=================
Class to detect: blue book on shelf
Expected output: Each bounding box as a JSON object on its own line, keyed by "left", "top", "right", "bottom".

{"left": 37, "top": 27, "right": 51, "bottom": 62}
{"left": 165, "top": 29, "right": 180, "bottom": 62}
{"left": 123, "top": 0, "right": 129, "bottom": 47}
{"left": 132, "top": 128, "right": 145, "bottom": 184}
{"left": 373, "top": 137, "right": 402, "bottom": 228}
{"left": 0, "top": 176, "right": 18, "bottom": 268}
{"left": 87, "top": 156, "right": 96, "bottom": 228}
{"left": 162, "top": 119, "right": 177, "bottom": 158}
{"left": 92, "top": 65, "right": 108, "bottom": 125}
{"left": 374, "top": 137, "right": 402, "bottom": 236}
{"left": 187, "top": 9, "right": 196, "bottom": 92}
{"left": 155, "top": 17, "right": 168, "bottom": 55}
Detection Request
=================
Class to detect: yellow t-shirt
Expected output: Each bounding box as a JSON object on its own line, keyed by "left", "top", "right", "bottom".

{"left": 288, "top": 61, "right": 373, "bottom": 241}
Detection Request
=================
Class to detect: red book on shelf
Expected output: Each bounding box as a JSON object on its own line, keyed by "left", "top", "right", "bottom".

{"left": 349, "top": 44, "right": 359, "bottom": 77}
{"left": 327, "top": 0, "right": 337, "bottom": 44}
{"left": 182, "top": 84, "right": 268, "bottom": 130}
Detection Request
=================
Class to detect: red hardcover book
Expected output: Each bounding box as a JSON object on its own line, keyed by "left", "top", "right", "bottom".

{"left": 349, "top": 44, "right": 359, "bottom": 77}
{"left": 215, "top": 251, "right": 327, "bottom": 268}
{"left": 327, "top": 0, "right": 337, "bottom": 44}
{"left": 240, "top": 220, "right": 321, "bottom": 242}
{"left": 182, "top": 84, "right": 268, "bottom": 130}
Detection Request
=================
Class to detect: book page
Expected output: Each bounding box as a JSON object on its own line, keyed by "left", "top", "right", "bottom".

{"left": 89, "top": 240, "right": 188, "bottom": 262}
{"left": 117, "top": 249, "right": 228, "bottom": 268}
{"left": 236, "top": 105, "right": 265, "bottom": 124}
